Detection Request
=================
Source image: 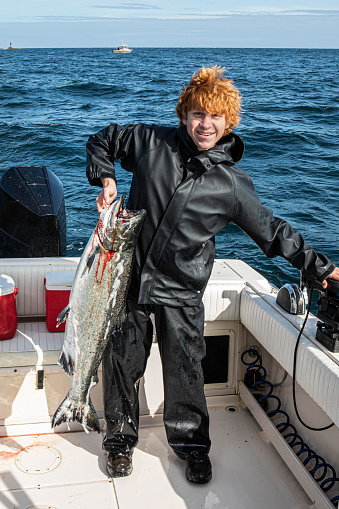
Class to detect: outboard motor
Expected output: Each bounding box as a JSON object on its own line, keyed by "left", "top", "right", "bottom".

{"left": 0, "top": 165, "right": 66, "bottom": 257}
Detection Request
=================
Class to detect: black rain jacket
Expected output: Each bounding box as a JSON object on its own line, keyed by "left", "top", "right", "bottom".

{"left": 86, "top": 123, "right": 335, "bottom": 307}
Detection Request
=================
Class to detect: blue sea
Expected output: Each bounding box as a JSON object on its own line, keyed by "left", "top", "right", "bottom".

{"left": 0, "top": 47, "right": 338, "bottom": 290}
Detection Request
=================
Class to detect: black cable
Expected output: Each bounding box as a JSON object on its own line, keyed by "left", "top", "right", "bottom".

{"left": 241, "top": 348, "right": 339, "bottom": 504}
{"left": 292, "top": 286, "right": 334, "bottom": 431}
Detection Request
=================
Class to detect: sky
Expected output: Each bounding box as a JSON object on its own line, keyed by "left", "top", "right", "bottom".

{"left": 1, "top": 0, "right": 339, "bottom": 49}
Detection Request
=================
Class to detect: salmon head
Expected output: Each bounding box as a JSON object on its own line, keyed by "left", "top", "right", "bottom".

{"left": 96, "top": 194, "right": 146, "bottom": 252}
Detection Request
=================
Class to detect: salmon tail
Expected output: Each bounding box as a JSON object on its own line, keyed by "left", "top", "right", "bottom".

{"left": 51, "top": 392, "right": 101, "bottom": 433}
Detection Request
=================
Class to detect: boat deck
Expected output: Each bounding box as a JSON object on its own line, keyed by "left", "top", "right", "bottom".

{"left": 0, "top": 397, "right": 313, "bottom": 509}
{"left": 1, "top": 257, "right": 339, "bottom": 507}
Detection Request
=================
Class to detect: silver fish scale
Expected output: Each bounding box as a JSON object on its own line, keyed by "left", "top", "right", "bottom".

{"left": 71, "top": 243, "right": 132, "bottom": 383}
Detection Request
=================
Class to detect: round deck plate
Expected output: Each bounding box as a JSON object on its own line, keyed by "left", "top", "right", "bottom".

{"left": 15, "top": 446, "right": 61, "bottom": 474}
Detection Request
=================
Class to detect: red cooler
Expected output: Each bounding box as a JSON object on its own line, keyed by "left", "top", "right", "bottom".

{"left": 45, "top": 271, "right": 75, "bottom": 332}
{"left": 0, "top": 274, "right": 18, "bottom": 340}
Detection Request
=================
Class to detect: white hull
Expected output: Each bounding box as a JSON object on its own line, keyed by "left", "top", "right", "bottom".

{"left": 113, "top": 45, "right": 133, "bottom": 54}
{"left": 1, "top": 257, "right": 339, "bottom": 508}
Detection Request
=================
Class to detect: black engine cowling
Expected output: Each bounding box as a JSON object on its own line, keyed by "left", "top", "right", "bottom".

{"left": 0, "top": 165, "right": 66, "bottom": 257}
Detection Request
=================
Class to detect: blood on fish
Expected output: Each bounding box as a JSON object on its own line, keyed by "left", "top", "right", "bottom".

{"left": 109, "top": 227, "right": 118, "bottom": 251}
{"left": 87, "top": 230, "right": 97, "bottom": 259}
{"left": 93, "top": 221, "right": 124, "bottom": 286}
{"left": 97, "top": 216, "right": 104, "bottom": 230}
{"left": 94, "top": 248, "right": 115, "bottom": 285}
{"left": 106, "top": 260, "right": 112, "bottom": 293}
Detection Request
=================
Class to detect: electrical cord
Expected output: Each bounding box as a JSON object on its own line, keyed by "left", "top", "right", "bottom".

{"left": 292, "top": 286, "right": 334, "bottom": 431}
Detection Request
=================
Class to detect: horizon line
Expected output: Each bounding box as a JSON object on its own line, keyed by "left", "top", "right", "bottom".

{"left": 2, "top": 45, "right": 339, "bottom": 50}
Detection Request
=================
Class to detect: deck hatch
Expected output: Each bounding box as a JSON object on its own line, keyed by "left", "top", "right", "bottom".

{"left": 15, "top": 445, "right": 61, "bottom": 474}
{"left": 202, "top": 334, "right": 230, "bottom": 384}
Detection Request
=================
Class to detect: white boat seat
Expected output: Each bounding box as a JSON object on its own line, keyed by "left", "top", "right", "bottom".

{"left": 0, "top": 322, "right": 63, "bottom": 368}
{"left": 0, "top": 258, "right": 78, "bottom": 368}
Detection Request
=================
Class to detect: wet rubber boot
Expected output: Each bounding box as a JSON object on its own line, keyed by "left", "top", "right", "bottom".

{"left": 107, "top": 452, "right": 133, "bottom": 478}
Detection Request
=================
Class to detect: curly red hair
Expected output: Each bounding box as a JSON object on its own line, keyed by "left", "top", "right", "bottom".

{"left": 176, "top": 66, "right": 243, "bottom": 134}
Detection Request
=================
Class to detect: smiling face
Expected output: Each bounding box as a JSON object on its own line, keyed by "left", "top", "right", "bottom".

{"left": 183, "top": 109, "right": 229, "bottom": 151}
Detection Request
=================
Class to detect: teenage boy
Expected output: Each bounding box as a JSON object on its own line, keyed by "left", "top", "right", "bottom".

{"left": 86, "top": 66, "right": 339, "bottom": 484}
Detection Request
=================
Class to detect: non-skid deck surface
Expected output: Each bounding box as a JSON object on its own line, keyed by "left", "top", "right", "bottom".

{"left": 0, "top": 400, "right": 313, "bottom": 509}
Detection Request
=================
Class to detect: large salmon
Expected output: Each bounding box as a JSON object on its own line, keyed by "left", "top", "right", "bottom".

{"left": 52, "top": 194, "right": 146, "bottom": 432}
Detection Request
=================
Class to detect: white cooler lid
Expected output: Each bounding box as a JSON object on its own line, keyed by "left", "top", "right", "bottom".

{"left": 45, "top": 271, "right": 75, "bottom": 290}
{"left": 0, "top": 274, "right": 16, "bottom": 296}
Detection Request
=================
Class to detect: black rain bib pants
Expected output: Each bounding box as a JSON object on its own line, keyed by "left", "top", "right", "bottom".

{"left": 102, "top": 298, "right": 211, "bottom": 460}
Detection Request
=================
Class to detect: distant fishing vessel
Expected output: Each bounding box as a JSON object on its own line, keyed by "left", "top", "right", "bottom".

{"left": 113, "top": 43, "right": 133, "bottom": 54}
{"left": 4, "top": 42, "right": 19, "bottom": 50}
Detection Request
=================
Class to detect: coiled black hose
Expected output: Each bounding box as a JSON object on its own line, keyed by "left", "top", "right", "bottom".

{"left": 241, "top": 348, "right": 339, "bottom": 505}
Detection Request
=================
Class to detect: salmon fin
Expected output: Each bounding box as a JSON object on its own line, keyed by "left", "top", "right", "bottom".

{"left": 58, "top": 347, "right": 74, "bottom": 376}
{"left": 57, "top": 305, "right": 70, "bottom": 327}
{"left": 51, "top": 392, "right": 100, "bottom": 433}
{"left": 84, "top": 242, "right": 99, "bottom": 276}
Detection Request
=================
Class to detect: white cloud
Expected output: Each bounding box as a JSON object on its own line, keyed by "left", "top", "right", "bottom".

{"left": 15, "top": 8, "right": 339, "bottom": 22}
{"left": 95, "top": 2, "right": 163, "bottom": 9}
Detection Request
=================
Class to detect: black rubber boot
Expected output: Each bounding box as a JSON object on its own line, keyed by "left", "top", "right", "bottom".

{"left": 106, "top": 453, "right": 133, "bottom": 478}
{"left": 185, "top": 455, "right": 212, "bottom": 484}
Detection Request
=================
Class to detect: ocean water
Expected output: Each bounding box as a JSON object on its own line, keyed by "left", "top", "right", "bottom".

{"left": 0, "top": 47, "right": 338, "bottom": 289}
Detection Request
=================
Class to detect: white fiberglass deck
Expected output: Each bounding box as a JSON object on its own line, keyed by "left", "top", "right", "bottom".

{"left": 1, "top": 257, "right": 339, "bottom": 507}
{"left": 0, "top": 397, "right": 313, "bottom": 509}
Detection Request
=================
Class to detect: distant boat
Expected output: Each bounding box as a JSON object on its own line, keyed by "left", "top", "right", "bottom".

{"left": 112, "top": 44, "right": 133, "bottom": 54}
{"left": 5, "top": 42, "right": 19, "bottom": 50}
